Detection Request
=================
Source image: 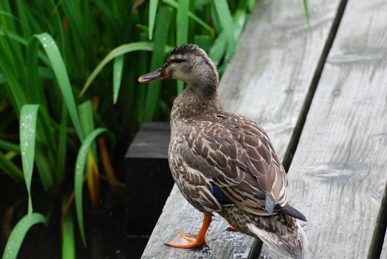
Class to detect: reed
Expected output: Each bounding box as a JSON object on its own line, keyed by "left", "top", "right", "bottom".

{"left": 0, "top": 0, "right": 263, "bottom": 257}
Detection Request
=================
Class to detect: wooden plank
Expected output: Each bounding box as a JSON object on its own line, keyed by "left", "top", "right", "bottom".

{"left": 263, "top": 0, "right": 387, "bottom": 257}
{"left": 382, "top": 239, "right": 387, "bottom": 259}
{"left": 125, "top": 122, "right": 170, "bottom": 159}
{"left": 141, "top": 0, "right": 341, "bottom": 257}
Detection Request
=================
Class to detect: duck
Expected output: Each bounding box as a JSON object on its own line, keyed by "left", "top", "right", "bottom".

{"left": 138, "top": 44, "right": 307, "bottom": 259}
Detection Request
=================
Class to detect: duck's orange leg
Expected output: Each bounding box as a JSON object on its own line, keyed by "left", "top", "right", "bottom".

{"left": 165, "top": 214, "right": 212, "bottom": 249}
{"left": 227, "top": 226, "right": 237, "bottom": 231}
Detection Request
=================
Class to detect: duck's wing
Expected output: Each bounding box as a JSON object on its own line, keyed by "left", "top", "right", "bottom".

{"left": 169, "top": 133, "right": 223, "bottom": 215}
{"left": 186, "top": 114, "right": 288, "bottom": 216}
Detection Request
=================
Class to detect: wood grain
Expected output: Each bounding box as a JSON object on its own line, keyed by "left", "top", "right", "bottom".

{"left": 141, "top": 0, "right": 341, "bottom": 258}
{"left": 382, "top": 240, "right": 387, "bottom": 258}
{"left": 261, "top": 0, "right": 387, "bottom": 257}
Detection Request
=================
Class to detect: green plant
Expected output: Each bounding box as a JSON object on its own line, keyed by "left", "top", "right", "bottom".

{"left": 0, "top": 0, "right": 256, "bottom": 258}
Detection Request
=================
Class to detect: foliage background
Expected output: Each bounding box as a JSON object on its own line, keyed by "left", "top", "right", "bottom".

{"left": 0, "top": 0, "right": 256, "bottom": 258}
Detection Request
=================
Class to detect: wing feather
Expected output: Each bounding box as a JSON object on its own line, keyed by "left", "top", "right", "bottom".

{"left": 186, "top": 113, "right": 288, "bottom": 215}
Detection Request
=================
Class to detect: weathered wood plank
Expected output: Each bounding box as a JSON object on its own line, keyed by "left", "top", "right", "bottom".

{"left": 262, "top": 0, "right": 387, "bottom": 257}
{"left": 141, "top": 0, "right": 341, "bottom": 257}
{"left": 125, "top": 122, "right": 170, "bottom": 159}
{"left": 382, "top": 239, "right": 387, "bottom": 259}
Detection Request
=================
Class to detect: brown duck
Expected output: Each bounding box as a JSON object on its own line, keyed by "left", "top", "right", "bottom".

{"left": 138, "top": 44, "right": 307, "bottom": 259}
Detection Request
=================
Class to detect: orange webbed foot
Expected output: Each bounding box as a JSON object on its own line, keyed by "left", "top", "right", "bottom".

{"left": 164, "top": 214, "right": 212, "bottom": 249}
{"left": 165, "top": 232, "right": 208, "bottom": 248}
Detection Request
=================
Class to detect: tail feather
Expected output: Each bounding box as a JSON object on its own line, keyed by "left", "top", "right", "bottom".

{"left": 281, "top": 203, "right": 307, "bottom": 222}
{"left": 219, "top": 206, "right": 307, "bottom": 259}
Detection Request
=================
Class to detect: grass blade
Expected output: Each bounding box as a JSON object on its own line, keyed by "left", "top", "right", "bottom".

{"left": 144, "top": 6, "right": 172, "bottom": 121}
{"left": 176, "top": 0, "right": 190, "bottom": 94}
{"left": 163, "top": 0, "right": 214, "bottom": 37}
{"left": 0, "top": 139, "right": 20, "bottom": 153}
{"left": 57, "top": 101, "right": 67, "bottom": 184}
{"left": 62, "top": 197, "right": 75, "bottom": 259}
{"left": 113, "top": 55, "right": 124, "bottom": 104}
{"left": 33, "top": 32, "right": 84, "bottom": 141}
{"left": 2, "top": 213, "right": 47, "bottom": 259}
{"left": 213, "top": 0, "right": 236, "bottom": 57}
{"left": 148, "top": 0, "right": 158, "bottom": 40}
{"left": 80, "top": 42, "right": 154, "bottom": 97}
{"left": 26, "top": 36, "right": 47, "bottom": 107}
{"left": 75, "top": 128, "right": 109, "bottom": 246}
{"left": 20, "top": 104, "right": 39, "bottom": 221}
{"left": 34, "top": 106, "right": 57, "bottom": 190}
{"left": 0, "top": 31, "right": 28, "bottom": 113}
{"left": 78, "top": 100, "right": 100, "bottom": 210}
{"left": 303, "top": 0, "right": 311, "bottom": 29}
{"left": 176, "top": 0, "right": 189, "bottom": 45}
{"left": 0, "top": 151, "right": 24, "bottom": 182}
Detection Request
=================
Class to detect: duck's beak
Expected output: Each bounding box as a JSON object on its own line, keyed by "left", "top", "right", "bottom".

{"left": 138, "top": 68, "right": 171, "bottom": 83}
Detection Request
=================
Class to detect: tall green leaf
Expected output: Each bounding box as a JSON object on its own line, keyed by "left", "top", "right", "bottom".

{"left": 163, "top": 0, "right": 214, "bottom": 36}
{"left": 80, "top": 42, "right": 155, "bottom": 96}
{"left": 143, "top": 6, "right": 172, "bottom": 121}
{"left": 75, "top": 128, "right": 109, "bottom": 245}
{"left": 62, "top": 197, "right": 75, "bottom": 259}
{"left": 213, "top": 0, "right": 236, "bottom": 58}
{"left": 176, "top": 0, "right": 190, "bottom": 94}
{"left": 148, "top": 0, "right": 158, "bottom": 40}
{"left": 113, "top": 55, "right": 124, "bottom": 104}
{"left": 20, "top": 104, "right": 40, "bottom": 220}
{"left": 57, "top": 101, "right": 68, "bottom": 184}
{"left": 32, "top": 33, "right": 84, "bottom": 141}
{"left": 0, "top": 151, "right": 23, "bottom": 182}
{"left": 2, "top": 213, "right": 47, "bottom": 259}
{"left": 303, "top": 0, "right": 311, "bottom": 29}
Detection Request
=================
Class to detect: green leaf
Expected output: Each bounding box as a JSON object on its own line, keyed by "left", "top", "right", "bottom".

{"left": 213, "top": 0, "right": 236, "bottom": 57}
{"left": 148, "top": 0, "right": 158, "bottom": 40}
{"left": 303, "top": 0, "right": 311, "bottom": 29}
{"left": 79, "top": 42, "right": 174, "bottom": 97}
{"left": 144, "top": 6, "right": 172, "bottom": 121}
{"left": 34, "top": 106, "right": 56, "bottom": 190}
{"left": 113, "top": 55, "right": 124, "bottom": 104}
{"left": 176, "top": 0, "right": 190, "bottom": 94}
{"left": 61, "top": 0, "right": 94, "bottom": 65}
{"left": 32, "top": 33, "right": 84, "bottom": 141}
{"left": 79, "top": 42, "right": 164, "bottom": 97}
{"left": 57, "top": 101, "right": 68, "bottom": 184}
{"left": 20, "top": 104, "right": 39, "bottom": 221}
{"left": 75, "top": 128, "right": 109, "bottom": 246}
{"left": 208, "top": 31, "right": 226, "bottom": 65}
{"left": 176, "top": 0, "right": 189, "bottom": 45}
{"left": 0, "top": 31, "right": 28, "bottom": 113}
{"left": 26, "top": 36, "right": 47, "bottom": 108}
{"left": 2, "top": 213, "right": 47, "bottom": 259}
{"left": 62, "top": 198, "right": 75, "bottom": 259}
{"left": 0, "top": 29, "right": 49, "bottom": 64}
{"left": 209, "top": 8, "right": 246, "bottom": 68}
{"left": 0, "top": 151, "right": 24, "bottom": 182}
{"left": 78, "top": 100, "right": 95, "bottom": 138}
{"left": 163, "top": 0, "right": 214, "bottom": 37}
{"left": 0, "top": 139, "right": 21, "bottom": 153}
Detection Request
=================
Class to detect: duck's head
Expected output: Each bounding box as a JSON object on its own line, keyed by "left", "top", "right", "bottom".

{"left": 138, "top": 44, "right": 219, "bottom": 92}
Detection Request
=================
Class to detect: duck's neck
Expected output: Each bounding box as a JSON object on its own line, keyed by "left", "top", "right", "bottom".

{"left": 170, "top": 85, "right": 223, "bottom": 127}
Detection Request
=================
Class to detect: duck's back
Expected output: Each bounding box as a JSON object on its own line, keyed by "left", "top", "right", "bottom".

{"left": 169, "top": 110, "right": 289, "bottom": 215}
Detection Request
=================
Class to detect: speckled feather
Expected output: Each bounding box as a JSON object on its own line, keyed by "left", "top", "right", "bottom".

{"left": 143, "top": 44, "right": 307, "bottom": 259}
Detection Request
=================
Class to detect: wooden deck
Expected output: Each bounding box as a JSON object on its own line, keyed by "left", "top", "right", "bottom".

{"left": 138, "top": 0, "right": 387, "bottom": 258}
